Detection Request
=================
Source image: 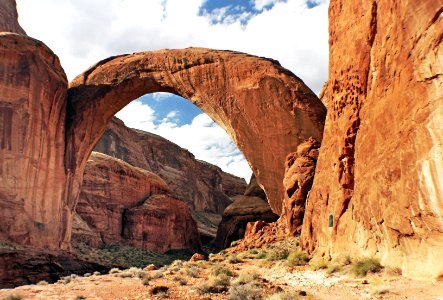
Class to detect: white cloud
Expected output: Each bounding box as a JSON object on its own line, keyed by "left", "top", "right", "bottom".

{"left": 16, "top": 0, "right": 329, "bottom": 94}
{"left": 116, "top": 99, "right": 253, "bottom": 181}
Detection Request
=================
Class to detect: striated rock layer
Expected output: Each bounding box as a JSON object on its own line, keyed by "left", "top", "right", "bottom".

{"left": 95, "top": 117, "right": 245, "bottom": 214}
{"left": 123, "top": 194, "right": 201, "bottom": 253}
{"left": 0, "top": 33, "right": 69, "bottom": 249}
{"left": 0, "top": 0, "right": 26, "bottom": 35}
{"left": 215, "top": 177, "right": 279, "bottom": 249}
{"left": 283, "top": 137, "right": 320, "bottom": 235}
{"left": 67, "top": 48, "right": 327, "bottom": 216}
{"left": 301, "top": 0, "right": 443, "bottom": 279}
{"left": 73, "top": 152, "right": 200, "bottom": 253}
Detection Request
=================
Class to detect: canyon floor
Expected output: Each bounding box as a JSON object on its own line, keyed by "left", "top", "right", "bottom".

{"left": 1, "top": 239, "right": 442, "bottom": 300}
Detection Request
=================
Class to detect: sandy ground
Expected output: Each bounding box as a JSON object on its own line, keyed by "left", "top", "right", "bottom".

{"left": 1, "top": 257, "right": 442, "bottom": 300}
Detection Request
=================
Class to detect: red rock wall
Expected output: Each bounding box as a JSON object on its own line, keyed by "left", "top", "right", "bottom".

{"left": 301, "top": 0, "right": 443, "bottom": 279}
{"left": 0, "top": 0, "right": 26, "bottom": 34}
{"left": 123, "top": 194, "right": 201, "bottom": 253}
{"left": 94, "top": 117, "right": 245, "bottom": 214}
{"left": 0, "top": 33, "right": 69, "bottom": 249}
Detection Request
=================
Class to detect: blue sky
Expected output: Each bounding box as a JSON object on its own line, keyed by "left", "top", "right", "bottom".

{"left": 17, "top": 0, "right": 329, "bottom": 180}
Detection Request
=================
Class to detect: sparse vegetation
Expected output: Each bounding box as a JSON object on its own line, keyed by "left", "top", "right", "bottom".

{"left": 36, "top": 280, "right": 48, "bottom": 286}
{"left": 211, "top": 265, "right": 234, "bottom": 277}
{"left": 93, "top": 271, "right": 101, "bottom": 276}
{"left": 265, "top": 291, "right": 307, "bottom": 300}
{"left": 83, "top": 273, "right": 91, "bottom": 277}
{"left": 326, "top": 263, "right": 341, "bottom": 274}
{"left": 266, "top": 248, "right": 290, "bottom": 261}
{"left": 6, "top": 294, "right": 22, "bottom": 300}
{"left": 233, "top": 271, "right": 260, "bottom": 285}
{"left": 109, "top": 268, "right": 120, "bottom": 274}
{"left": 351, "top": 258, "right": 382, "bottom": 277}
{"left": 309, "top": 258, "right": 329, "bottom": 271}
{"left": 173, "top": 275, "right": 187, "bottom": 285}
{"left": 142, "top": 276, "right": 150, "bottom": 286}
{"left": 228, "top": 282, "right": 261, "bottom": 300}
{"left": 286, "top": 250, "right": 310, "bottom": 267}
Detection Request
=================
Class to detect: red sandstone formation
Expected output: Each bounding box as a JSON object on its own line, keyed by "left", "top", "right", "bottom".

{"left": 0, "top": 33, "right": 70, "bottom": 249}
{"left": 123, "top": 194, "right": 201, "bottom": 253}
{"left": 73, "top": 152, "right": 169, "bottom": 247}
{"left": 66, "top": 48, "right": 327, "bottom": 217}
{"left": 95, "top": 117, "right": 245, "bottom": 214}
{"left": 301, "top": 0, "right": 443, "bottom": 279}
{"left": 215, "top": 177, "right": 278, "bottom": 249}
{"left": 283, "top": 137, "right": 320, "bottom": 235}
{"left": 0, "top": 0, "right": 26, "bottom": 34}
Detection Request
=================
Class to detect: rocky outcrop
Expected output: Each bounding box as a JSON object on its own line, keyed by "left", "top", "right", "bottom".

{"left": 283, "top": 137, "right": 320, "bottom": 235}
{"left": 73, "top": 152, "right": 200, "bottom": 253}
{"left": 0, "top": 0, "right": 26, "bottom": 35}
{"left": 215, "top": 177, "right": 279, "bottom": 248}
{"left": 123, "top": 194, "right": 201, "bottom": 253}
{"left": 301, "top": 0, "right": 443, "bottom": 279}
{"left": 95, "top": 117, "right": 244, "bottom": 214}
{"left": 66, "top": 48, "right": 327, "bottom": 217}
{"left": 0, "top": 245, "right": 110, "bottom": 288}
{"left": 0, "top": 33, "right": 69, "bottom": 249}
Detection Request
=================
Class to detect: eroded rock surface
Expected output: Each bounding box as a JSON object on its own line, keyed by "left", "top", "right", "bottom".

{"left": 67, "top": 48, "right": 327, "bottom": 215}
{"left": 123, "top": 194, "right": 201, "bottom": 253}
{"left": 215, "top": 177, "right": 279, "bottom": 249}
{"left": 95, "top": 117, "right": 244, "bottom": 214}
{"left": 283, "top": 137, "right": 320, "bottom": 235}
{"left": 301, "top": 0, "right": 443, "bottom": 279}
{"left": 0, "top": 0, "right": 26, "bottom": 34}
{"left": 73, "top": 152, "right": 169, "bottom": 247}
{"left": 0, "top": 33, "right": 69, "bottom": 249}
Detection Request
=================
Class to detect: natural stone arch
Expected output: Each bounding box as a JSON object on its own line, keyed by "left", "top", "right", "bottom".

{"left": 66, "top": 48, "right": 326, "bottom": 218}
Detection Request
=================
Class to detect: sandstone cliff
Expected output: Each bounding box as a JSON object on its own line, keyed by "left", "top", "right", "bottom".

{"left": 215, "top": 176, "right": 278, "bottom": 248}
{"left": 94, "top": 117, "right": 245, "bottom": 214}
{"left": 73, "top": 152, "right": 200, "bottom": 253}
{"left": 0, "top": 0, "right": 26, "bottom": 34}
{"left": 301, "top": 0, "right": 443, "bottom": 279}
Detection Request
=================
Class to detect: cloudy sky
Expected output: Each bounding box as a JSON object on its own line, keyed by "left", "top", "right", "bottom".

{"left": 16, "top": 0, "right": 329, "bottom": 181}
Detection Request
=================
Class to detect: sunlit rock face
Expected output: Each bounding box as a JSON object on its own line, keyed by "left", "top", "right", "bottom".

{"left": 301, "top": 0, "right": 443, "bottom": 280}
{"left": 0, "top": 0, "right": 26, "bottom": 34}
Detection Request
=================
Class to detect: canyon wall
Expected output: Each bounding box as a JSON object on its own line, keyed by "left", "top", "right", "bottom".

{"left": 94, "top": 117, "right": 245, "bottom": 214}
{"left": 301, "top": 0, "right": 443, "bottom": 279}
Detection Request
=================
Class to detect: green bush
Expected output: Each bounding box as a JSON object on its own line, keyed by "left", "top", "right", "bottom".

{"left": 266, "top": 249, "right": 289, "bottom": 261}
{"left": 233, "top": 271, "right": 259, "bottom": 285}
{"left": 309, "top": 258, "right": 329, "bottom": 271}
{"left": 326, "top": 264, "right": 341, "bottom": 274}
{"left": 211, "top": 265, "right": 234, "bottom": 277}
{"left": 351, "top": 258, "right": 382, "bottom": 277}
{"left": 286, "top": 250, "right": 310, "bottom": 267}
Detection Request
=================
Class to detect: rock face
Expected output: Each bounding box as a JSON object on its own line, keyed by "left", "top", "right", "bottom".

{"left": 94, "top": 117, "right": 245, "bottom": 214}
{"left": 66, "top": 48, "right": 327, "bottom": 217}
{"left": 0, "top": 0, "right": 26, "bottom": 34}
{"left": 0, "top": 246, "right": 110, "bottom": 288}
{"left": 215, "top": 177, "right": 279, "bottom": 249}
{"left": 123, "top": 194, "right": 201, "bottom": 253}
{"left": 0, "top": 33, "right": 69, "bottom": 249}
{"left": 73, "top": 152, "right": 200, "bottom": 253}
{"left": 283, "top": 137, "right": 320, "bottom": 235}
{"left": 301, "top": 0, "right": 443, "bottom": 279}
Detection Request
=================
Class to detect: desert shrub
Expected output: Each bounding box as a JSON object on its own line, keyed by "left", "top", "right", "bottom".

{"left": 227, "top": 254, "right": 243, "bottom": 264}
{"left": 36, "top": 280, "right": 48, "bottom": 285}
{"left": 185, "top": 266, "right": 199, "bottom": 278}
{"left": 266, "top": 248, "right": 289, "bottom": 261}
{"left": 151, "top": 271, "right": 164, "bottom": 279}
{"left": 93, "top": 271, "right": 101, "bottom": 276}
{"left": 286, "top": 250, "right": 309, "bottom": 267}
{"left": 309, "top": 258, "right": 329, "bottom": 271}
{"left": 173, "top": 275, "right": 187, "bottom": 286}
{"left": 233, "top": 271, "right": 260, "bottom": 285}
{"left": 351, "top": 258, "right": 382, "bottom": 277}
{"left": 249, "top": 248, "right": 259, "bottom": 255}
{"left": 142, "top": 276, "right": 150, "bottom": 286}
{"left": 83, "top": 273, "right": 91, "bottom": 277}
{"left": 211, "top": 274, "right": 231, "bottom": 287}
{"left": 109, "top": 268, "right": 120, "bottom": 274}
{"left": 255, "top": 250, "right": 267, "bottom": 259}
{"left": 326, "top": 264, "right": 341, "bottom": 274}
{"left": 211, "top": 265, "right": 234, "bottom": 277}
{"left": 334, "top": 255, "right": 352, "bottom": 266}
{"left": 230, "top": 240, "right": 240, "bottom": 247}
{"left": 228, "top": 282, "right": 261, "bottom": 300}
{"left": 6, "top": 294, "right": 22, "bottom": 300}
{"left": 118, "top": 271, "right": 133, "bottom": 278}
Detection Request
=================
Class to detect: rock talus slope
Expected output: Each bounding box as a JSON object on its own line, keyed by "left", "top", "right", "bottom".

{"left": 301, "top": 0, "right": 443, "bottom": 279}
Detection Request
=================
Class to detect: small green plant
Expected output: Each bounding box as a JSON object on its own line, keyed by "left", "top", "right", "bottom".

{"left": 228, "top": 282, "right": 261, "bottom": 300}
{"left": 255, "top": 250, "right": 267, "bottom": 259}
{"left": 109, "top": 268, "right": 120, "bottom": 274}
{"left": 326, "top": 263, "right": 341, "bottom": 274}
{"left": 83, "top": 273, "right": 91, "bottom": 277}
{"left": 286, "top": 250, "right": 310, "bottom": 267}
{"left": 309, "top": 258, "right": 329, "bottom": 270}
{"left": 6, "top": 294, "right": 22, "bottom": 300}
{"left": 211, "top": 265, "right": 234, "bottom": 277}
{"left": 351, "top": 258, "right": 382, "bottom": 277}
{"left": 36, "top": 280, "right": 48, "bottom": 285}
{"left": 266, "top": 249, "right": 289, "bottom": 261}
{"left": 249, "top": 248, "right": 259, "bottom": 255}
